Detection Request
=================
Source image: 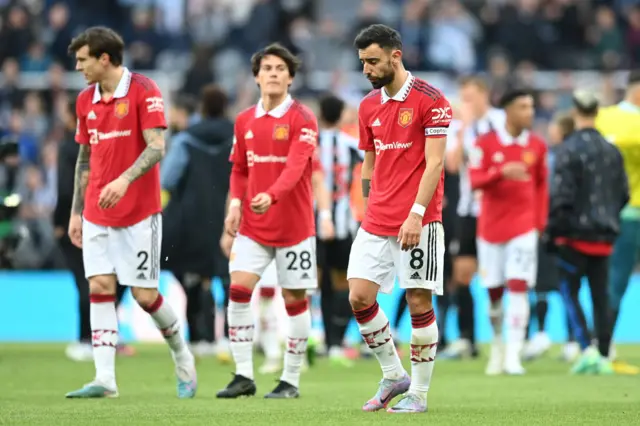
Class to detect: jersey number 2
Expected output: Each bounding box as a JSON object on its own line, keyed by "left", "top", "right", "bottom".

{"left": 286, "top": 250, "right": 312, "bottom": 271}
{"left": 137, "top": 250, "right": 149, "bottom": 271}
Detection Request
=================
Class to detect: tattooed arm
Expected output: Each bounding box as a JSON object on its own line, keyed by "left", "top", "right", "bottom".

{"left": 120, "top": 128, "right": 166, "bottom": 183}
{"left": 71, "top": 145, "right": 91, "bottom": 215}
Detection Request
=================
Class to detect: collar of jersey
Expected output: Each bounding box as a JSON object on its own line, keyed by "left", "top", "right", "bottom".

{"left": 497, "top": 128, "right": 529, "bottom": 146}
{"left": 618, "top": 101, "right": 640, "bottom": 114}
{"left": 92, "top": 67, "right": 132, "bottom": 104}
{"left": 381, "top": 72, "right": 414, "bottom": 104}
{"left": 255, "top": 95, "right": 293, "bottom": 118}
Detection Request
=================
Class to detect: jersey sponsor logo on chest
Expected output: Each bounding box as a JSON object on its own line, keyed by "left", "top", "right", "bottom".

{"left": 88, "top": 129, "right": 132, "bottom": 144}
{"left": 246, "top": 150, "right": 287, "bottom": 167}
{"left": 374, "top": 138, "right": 413, "bottom": 155}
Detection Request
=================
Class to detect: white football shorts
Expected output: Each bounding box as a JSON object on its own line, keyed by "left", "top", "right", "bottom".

{"left": 347, "top": 222, "right": 445, "bottom": 295}
{"left": 257, "top": 260, "right": 278, "bottom": 289}
{"left": 229, "top": 234, "right": 317, "bottom": 290}
{"left": 82, "top": 214, "right": 162, "bottom": 288}
{"left": 477, "top": 230, "right": 538, "bottom": 289}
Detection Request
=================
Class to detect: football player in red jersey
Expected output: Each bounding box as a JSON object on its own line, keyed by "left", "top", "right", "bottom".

{"left": 64, "top": 27, "right": 196, "bottom": 399}
{"left": 347, "top": 24, "right": 451, "bottom": 414}
{"left": 468, "top": 90, "right": 548, "bottom": 376}
{"left": 216, "top": 44, "right": 320, "bottom": 399}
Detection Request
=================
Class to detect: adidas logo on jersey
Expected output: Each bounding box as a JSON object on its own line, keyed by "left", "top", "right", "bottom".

{"left": 137, "top": 272, "right": 146, "bottom": 280}
{"left": 410, "top": 271, "right": 421, "bottom": 280}
{"left": 372, "top": 118, "right": 381, "bottom": 127}
{"left": 301, "top": 272, "right": 311, "bottom": 280}
{"left": 245, "top": 130, "right": 254, "bottom": 139}
{"left": 88, "top": 111, "right": 97, "bottom": 120}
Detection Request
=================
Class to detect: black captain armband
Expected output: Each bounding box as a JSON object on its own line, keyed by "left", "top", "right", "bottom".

{"left": 362, "top": 179, "right": 371, "bottom": 197}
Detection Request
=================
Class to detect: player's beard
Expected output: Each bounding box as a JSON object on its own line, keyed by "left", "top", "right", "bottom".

{"left": 368, "top": 62, "right": 395, "bottom": 90}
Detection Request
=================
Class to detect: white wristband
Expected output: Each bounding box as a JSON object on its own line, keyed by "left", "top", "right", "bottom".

{"left": 319, "top": 210, "right": 332, "bottom": 220}
{"left": 229, "top": 198, "right": 241, "bottom": 208}
{"left": 411, "top": 203, "right": 426, "bottom": 217}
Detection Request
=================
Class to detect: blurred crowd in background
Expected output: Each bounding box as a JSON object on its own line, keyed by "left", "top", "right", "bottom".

{"left": 0, "top": 0, "right": 639, "bottom": 269}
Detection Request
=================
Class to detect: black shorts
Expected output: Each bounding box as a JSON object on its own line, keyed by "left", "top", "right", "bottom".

{"left": 456, "top": 215, "right": 477, "bottom": 257}
{"left": 317, "top": 237, "right": 352, "bottom": 271}
{"left": 536, "top": 242, "right": 559, "bottom": 293}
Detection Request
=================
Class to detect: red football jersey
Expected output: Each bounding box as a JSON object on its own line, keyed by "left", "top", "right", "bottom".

{"left": 468, "top": 129, "right": 548, "bottom": 243}
{"left": 358, "top": 73, "right": 451, "bottom": 236}
{"left": 229, "top": 95, "right": 318, "bottom": 247}
{"left": 76, "top": 68, "right": 166, "bottom": 227}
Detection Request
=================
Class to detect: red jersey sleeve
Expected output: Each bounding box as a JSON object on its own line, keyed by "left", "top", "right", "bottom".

{"left": 535, "top": 141, "right": 549, "bottom": 232}
{"left": 266, "top": 112, "right": 318, "bottom": 204}
{"left": 422, "top": 96, "right": 452, "bottom": 138}
{"left": 358, "top": 106, "right": 375, "bottom": 151}
{"left": 229, "top": 118, "right": 249, "bottom": 201}
{"left": 75, "top": 97, "right": 89, "bottom": 145}
{"left": 137, "top": 79, "right": 167, "bottom": 130}
{"left": 468, "top": 135, "right": 502, "bottom": 189}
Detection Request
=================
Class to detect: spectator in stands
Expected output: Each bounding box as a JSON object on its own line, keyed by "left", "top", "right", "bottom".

{"left": 627, "top": 6, "right": 640, "bottom": 66}
{"left": 0, "top": 59, "right": 24, "bottom": 129}
{"left": 43, "top": 2, "right": 75, "bottom": 70}
{"left": 0, "top": 5, "right": 33, "bottom": 64}
{"left": 589, "top": 5, "right": 624, "bottom": 69}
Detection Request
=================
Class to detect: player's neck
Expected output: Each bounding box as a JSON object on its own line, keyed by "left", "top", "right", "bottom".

{"left": 505, "top": 122, "right": 523, "bottom": 138}
{"left": 574, "top": 116, "right": 595, "bottom": 129}
{"left": 624, "top": 93, "right": 640, "bottom": 108}
{"left": 384, "top": 68, "right": 409, "bottom": 98}
{"left": 99, "top": 67, "right": 125, "bottom": 96}
{"left": 262, "top": 92, "right": 289, "bottom": 112}
{"left": 475, "top": 103, "right": 490, "bottom": 120}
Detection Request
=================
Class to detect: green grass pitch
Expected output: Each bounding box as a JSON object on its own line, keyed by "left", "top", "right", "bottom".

{"left": 1, "top": 344, "right": 639, "bottom": 425}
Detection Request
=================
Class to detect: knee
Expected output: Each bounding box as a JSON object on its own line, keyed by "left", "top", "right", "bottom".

{"left": 89, "top": 275, "right": 116, "bottom": 295}
{"left": 348, "top": 279, "right": 377, "bottom": 311}
{"left": 405, "top": 289, "right": 433, "bottom": 313}
{"left": 281, "top": 289, "right": 306, "bottom": 306}
{"left": 131, "top": 287, "right": 159, "bottom": 309}
{"left": 454, "top": 259, "right": 476, "bottom": 285}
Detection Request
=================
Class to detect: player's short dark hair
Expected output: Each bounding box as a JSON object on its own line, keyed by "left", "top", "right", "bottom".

{"left": 572, "top": 89, "right": 599, "bottom": 117}
{"left": 459, "top": 75, "right": 489, "bottom": 92}
{"left": 628, "top": 70, "right": 640, "bottom": 86}
{"left": 250, "top": 43, "right": 301, "bottom": 78}
{"left": 68, "top": 26, "right": 125, "bottom": 66}
{"left": 354, "top": 24, "right": 402, "bottom": 51}
{"left": 499, "top": 89, "right": 532, "bottom": 108}
{"left": 200, "top": 84, "right": 227, "bottom": 118}
{"left": 318, "top": 94, "right": 345, "bottom": 125}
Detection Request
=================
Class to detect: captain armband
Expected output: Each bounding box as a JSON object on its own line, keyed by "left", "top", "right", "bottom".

{"left": 362, "top": 179, "right": 371, "bottom": 197}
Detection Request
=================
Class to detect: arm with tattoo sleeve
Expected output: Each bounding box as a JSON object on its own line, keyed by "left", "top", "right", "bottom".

{"left": 120, "top": 128, "right": 166, "bottom": 183}
{"left": 71, "top": 145, "right": 91, "bottom": 215}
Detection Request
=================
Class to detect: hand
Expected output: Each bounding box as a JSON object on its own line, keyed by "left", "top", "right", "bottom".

{"left": 224, "top": 205, "right": 242, "bottom": 237}
{"left": 68, "top": 214, "right": 83, "bottom": 248}
{"left": 319, "top": 217, "right": 335, "bottom": 241}
{"left": 501, "top": 162, "right": 530, "bottom": 181}
{"left": 99, "top": 176, "right": 130, "bottom": 209}
{"left": 459, "top": 101, "right": 475, "bottom": 126}
{"left": 397, "top": 212, "right": 422, "bottom": 251}
{"left": 251, "top": 192, "right": 272, "bottom": 214}
{"left": 220, "top": 232, "right": 234, "bottom": 258}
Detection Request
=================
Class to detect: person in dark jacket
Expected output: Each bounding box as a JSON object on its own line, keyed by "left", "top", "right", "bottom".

{"left": 161, "top": 84, "right": 234, "bottom": 358}
{"left": 53, "top": 98, "right": 130, "bottom": 361}
{"left": 546, "top": 90, "right": 629, "bottom": 375}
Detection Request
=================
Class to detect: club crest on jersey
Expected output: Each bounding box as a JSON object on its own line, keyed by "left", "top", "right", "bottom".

{"left": 114, "top": 100, "right": 129, "bottom": 119}
{"left": 522, "top": 150, "right": 536, "bottom": 165}
{"left": 273, "top": 124, "right": 289, "bottom": 141}
{"left": 398, "top": 108, "right": 413, "bottom": 128}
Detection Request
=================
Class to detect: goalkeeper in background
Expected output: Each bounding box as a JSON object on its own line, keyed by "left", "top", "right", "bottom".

{"left": 595, "top": 70, "right": 640, "bottom": 375}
